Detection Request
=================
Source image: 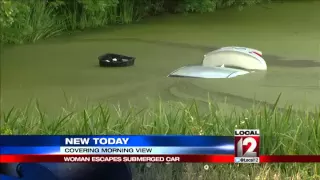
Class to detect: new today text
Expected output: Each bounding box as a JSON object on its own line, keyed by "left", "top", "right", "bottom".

{"left": 64, "top": 138, "right": 129, "bottom": 145}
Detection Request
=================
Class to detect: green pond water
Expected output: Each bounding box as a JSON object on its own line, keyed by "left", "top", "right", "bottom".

{"left": 1, "top": 2, "right": 320, "bottom": 114}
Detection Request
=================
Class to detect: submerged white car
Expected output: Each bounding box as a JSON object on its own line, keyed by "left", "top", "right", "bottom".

{"left": 168, "top": 46, "right": 267, "bottom": 79}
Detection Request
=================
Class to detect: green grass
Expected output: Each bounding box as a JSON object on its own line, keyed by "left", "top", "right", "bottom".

{"left": 118, "top": 0, "right": 135, "bottom": 24}
{"left": 1, "top": 0, "right": 275, "bottom": 45}
{"left": 1, "top": 96, "right": 319, "bottom": 179}
{"left": 1, "top": 0, "right": 66, "bottom": 44}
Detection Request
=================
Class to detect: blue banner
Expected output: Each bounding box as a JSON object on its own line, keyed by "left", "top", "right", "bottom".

{"left": 0, "top": 147, "right": 60, "bottom": 155}
{"left": 0, "top": 146, "right": 234, "bottom": 155}
{"left": 0, "top": 135, "right": 233, "bottom": 147}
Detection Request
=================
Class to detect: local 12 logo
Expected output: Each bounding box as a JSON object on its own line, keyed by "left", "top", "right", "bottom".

{"left": 234, "top": 129, "right": 260, "bottom": 157}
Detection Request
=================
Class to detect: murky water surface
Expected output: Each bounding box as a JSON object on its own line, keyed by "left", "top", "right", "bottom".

{"left": 1, "top": 2, "right": 320, "bottom": 114}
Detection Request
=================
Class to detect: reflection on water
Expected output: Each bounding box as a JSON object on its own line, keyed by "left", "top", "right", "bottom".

{"left": 35, "top": 37, "right": 320, "bottom": 68}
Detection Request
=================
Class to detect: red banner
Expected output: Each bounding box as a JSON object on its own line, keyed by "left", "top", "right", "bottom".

{"left": 0, "top": 155, "right": 319, "bottom": 163}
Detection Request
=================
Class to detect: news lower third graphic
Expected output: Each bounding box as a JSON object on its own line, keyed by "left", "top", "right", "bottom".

{"left": 1, "top": 133, "right": 320, "bottom": 167}
{"left": 0, "top": 135, "right": 235, "bottom": 163}
{"left": 234, "top": 129, "right": 260, "bottom": 163}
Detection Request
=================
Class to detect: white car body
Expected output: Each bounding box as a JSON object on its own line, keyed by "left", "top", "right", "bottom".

{"left": 168, "top": 46, "right": 267, "bottom": 79}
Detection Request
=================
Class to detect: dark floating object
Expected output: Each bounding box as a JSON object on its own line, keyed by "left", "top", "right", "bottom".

{"left": 99, "top": 53, "right": 135, "bottom": 67}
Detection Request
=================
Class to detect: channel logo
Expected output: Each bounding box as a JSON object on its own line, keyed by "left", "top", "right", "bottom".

{"left": 234, "top": 129, "right": 260, "bottom": 163}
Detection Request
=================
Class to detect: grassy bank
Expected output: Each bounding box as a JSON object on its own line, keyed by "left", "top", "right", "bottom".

{"left": 0, "top": 0, "right": 270, "bottom": 44}
{"left": 1, "top": 98, "right": 319, "bottom": 179}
